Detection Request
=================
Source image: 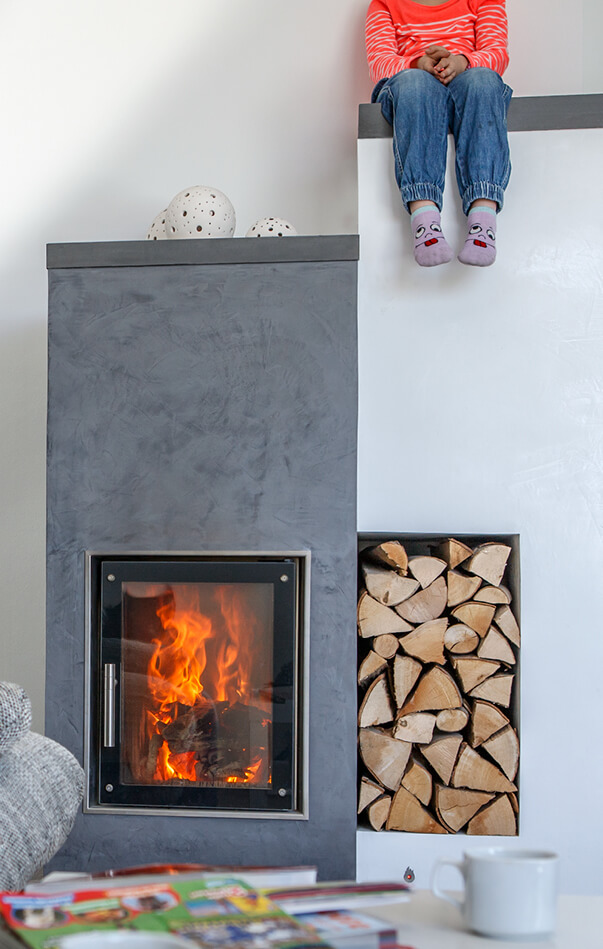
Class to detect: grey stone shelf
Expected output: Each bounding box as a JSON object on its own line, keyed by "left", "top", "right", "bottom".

{"left": 47, "top": 235, "right": 359, "bottom": 269}
{"left": 359, "top": 93, "right": 603, "bottom": 139}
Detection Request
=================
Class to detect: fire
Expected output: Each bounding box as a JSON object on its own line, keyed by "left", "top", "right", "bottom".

{"left": 155, "top": 743, "right": 198, "bottom": 782}
{"left": 142, "top": 583, "right": 270, "bottom": 786}
{"left": 225, "top": 757, "right": 264, "bottom": 784}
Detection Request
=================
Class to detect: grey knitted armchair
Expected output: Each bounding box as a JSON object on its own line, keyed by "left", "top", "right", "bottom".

{"left": 0, "top": 682, "right": 84, "bottom": 891}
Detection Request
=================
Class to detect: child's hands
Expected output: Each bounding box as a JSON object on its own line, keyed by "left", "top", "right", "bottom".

{"left": 434, "top": 53, "right": 469, "bottom": 84}
{"left": 416, "top": 53, "right": 439, "bottom": 74}
{"left": 422, "top": 45, "right": 469, "bottom": 85}
{"left": 424, "top": 45, "right": 450, "bottom": 63}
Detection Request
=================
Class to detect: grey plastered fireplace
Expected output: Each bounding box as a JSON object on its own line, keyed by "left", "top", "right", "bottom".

{"left": 45, "top": 235, "right": 359, "bottom": 879}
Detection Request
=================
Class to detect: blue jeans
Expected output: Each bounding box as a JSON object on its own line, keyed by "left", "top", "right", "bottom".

{"left": 373, "top": 67, "right": 512, "bottom": 214}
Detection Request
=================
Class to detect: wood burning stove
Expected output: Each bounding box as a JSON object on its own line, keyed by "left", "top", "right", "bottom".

{"left": 86, "top": 552, "right": 309, "bottom": 817}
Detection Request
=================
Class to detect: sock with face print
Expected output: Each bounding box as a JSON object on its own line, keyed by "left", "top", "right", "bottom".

{"left": 458, "top": 206, "right": 498, "bottom": 266}
{"left": 411, "top": 206, "right": 453, "bottom": 267}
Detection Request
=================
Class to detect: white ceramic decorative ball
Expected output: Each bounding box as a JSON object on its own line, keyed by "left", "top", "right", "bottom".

{"left": 165, "top": 186, "right": 236, "bottom": 239}
{"left": 245, "top": 217, "right": 297, "bottom": 238}
{"left": 145, "top": 209, "right": 168, "bottom": 240}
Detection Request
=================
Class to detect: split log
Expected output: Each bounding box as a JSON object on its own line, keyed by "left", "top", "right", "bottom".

{"left": 494, "top": 605, "right": 521, "bottom": 647}
{"left": 444, "top": 624, "right": 480, "bottom": 654}
{"left": 358, "top": 591, "right": 413, "bottom": 638}
{"left": 386, "top": 786, "right": 448, "bottom": 833}
{"left": 401, "top": 758, "right": 432, "bottom": 806}
{"left": 362, "top": 563, "right": 419, "bottom": 606}
{"left": 367, "top": 541, "right": 408, "bottom": 575}
{"left": 399, "top": 617, "right": 448, "bottom": 665}
{"left": 358, "top": 651, "right": 388, "bottom": 687}
{"left": 373, "top": 633, "right": 400, "bottom": 660}
{"left": 470, "top": 701, "right": 510, "bottom": 747}
{"left": 392, "top": 655, "right": 422, "bottom": 708}
{"left": 477, "top": 628, "right": 516, "bottom": 665}
{"left": 401, "top": 666, "right": 462, "bottom": 714}
{"left": 436, "top": 707, "right": 470, "bottom": 732}
{"left": 482, "top": 725, "right": 519, "bottom": 781}
{"left": 474, "top": 585, "right": 512, "bottom": 605}
{"left": 359, "top": 727, "right": 412, "bottom": 791}
{"left": 435, "top": 786, "right": 495, "bottom": 833}
{"left": 450, "top": 601, "right": 495, "bottom": 637}
{"left": 421, "top": 733, "right": 463, "bottom": 785}
{"left": 432, "top": 538, "right": 473, "bottom": 569}
{"left": 467, "top": 794, "right": 517, "bottom": 835}
{"left": 451, "top": 657, "right": 500, "bottom": 693}
{"left": 466, "top": 543, "right": 512, "bottom": 586}
{"left": 393, "top": 712, "right": 436, "bottom": 744}
{"left": 469, "top": 673, "right": 514, "bottom": 707}
{"left": 452, "top": 743, "right": 517, "bottom": 793}
{"left": 368, "top": 794, "right": 392, "bottom": 831}
{"left": 447, "top": 571, "right": 482, "bottom": 608}
{"left": 358, "top": 674, "right": 394, "bottom": 727}
{"left": 408, "top": 556, "right": 447, "bottom": 589}
{"left": 396, "top": 577, "right": 447, "bottom": 624}
{"left": 358, "top": 776, "right": 384, "bottom": 814}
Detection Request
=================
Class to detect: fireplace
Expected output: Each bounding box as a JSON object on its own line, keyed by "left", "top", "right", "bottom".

{"left": 87, "top": 553, "right": 309, "bottom": 817}
{"left": 45, "top": 236, "right": 359, "bottom": 878}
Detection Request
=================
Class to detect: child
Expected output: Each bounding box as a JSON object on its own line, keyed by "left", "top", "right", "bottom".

{"left": 366, "top": 0, "right": 512, "bottom": 267}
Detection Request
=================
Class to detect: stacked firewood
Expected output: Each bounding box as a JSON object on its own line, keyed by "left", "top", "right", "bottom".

{"left": 357, "top": 538, "right": 519, "bottom": 836}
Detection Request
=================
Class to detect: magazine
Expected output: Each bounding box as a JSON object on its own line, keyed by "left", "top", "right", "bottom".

{"left": 27, "top": 866, "right": 318, "bottom": 896}
{"left": 293, "top": 910, "right": 398, "bottom": 949}
{"left": 0, "top": 877, "right": 328, "bottom": 949}
{"left": 265, "top": 883, "right": 410, "bottom": 916}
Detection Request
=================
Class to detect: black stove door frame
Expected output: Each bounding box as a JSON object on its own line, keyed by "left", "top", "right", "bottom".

{"left": 87, "top": 553, "right": 306, "bottom": 816}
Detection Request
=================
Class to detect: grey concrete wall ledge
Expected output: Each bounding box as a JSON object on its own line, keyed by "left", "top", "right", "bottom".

{"left": 47, "top": 235, "right": 360, "bottom": 270}
{"left": 358, "top": 93, "right": 603, "bottom": 138}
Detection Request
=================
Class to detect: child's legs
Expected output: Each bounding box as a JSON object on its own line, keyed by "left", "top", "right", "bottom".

{"left": 374, "top": 70, "right": 450, "bottom": 212}
{"left": 447, "top": 68, "right": 512, "bottom": 214}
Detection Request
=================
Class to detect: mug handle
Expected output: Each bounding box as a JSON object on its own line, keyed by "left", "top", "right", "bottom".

{"left": 431, "top": 858, "right": 465, "bottom": 912}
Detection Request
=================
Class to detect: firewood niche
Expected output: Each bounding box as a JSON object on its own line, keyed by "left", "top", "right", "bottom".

{"left": 357, "top": 535, "right": 520, "bottom": 836}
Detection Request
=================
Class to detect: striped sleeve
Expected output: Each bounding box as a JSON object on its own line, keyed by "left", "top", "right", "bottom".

{"left": 366, "top": 1, "right": 414, "bottom": 83}
{"left": 465, "top": 0, "right": 509, "bottom": 74}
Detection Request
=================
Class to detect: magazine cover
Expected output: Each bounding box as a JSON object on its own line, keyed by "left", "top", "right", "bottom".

{"left": 0, "top": 878, "right": 328, "bottom": 949}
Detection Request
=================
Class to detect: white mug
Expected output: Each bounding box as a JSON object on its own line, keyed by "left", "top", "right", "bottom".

{"left": 431, "top": 847, "right": 559, "bottom": 940}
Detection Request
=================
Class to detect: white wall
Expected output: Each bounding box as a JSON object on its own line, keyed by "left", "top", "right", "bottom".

{"left": 0, "top": 0, "right": 601, "bottom": 871}
{"left": 356, "top": 127, "right": 603, "bottom": 895}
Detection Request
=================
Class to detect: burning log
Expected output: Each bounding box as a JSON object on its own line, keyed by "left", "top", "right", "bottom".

{"left": 146, "top": 699, "right": 270, "bottom": 785}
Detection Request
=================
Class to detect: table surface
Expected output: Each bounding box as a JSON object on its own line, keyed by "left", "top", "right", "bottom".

{"left": 366, "top": 890, "right": 603, "bottom": 949}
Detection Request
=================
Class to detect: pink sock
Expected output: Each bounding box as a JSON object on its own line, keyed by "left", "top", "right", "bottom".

{"left": 458, "top": 207, "right": 497, "bottom": 266}
{"left": 411, "top": 207, "right": 453, "bottom": 267}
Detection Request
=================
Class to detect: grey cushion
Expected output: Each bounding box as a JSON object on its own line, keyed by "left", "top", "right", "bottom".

{"left": 0, "top": 682, "right": 31, "bottom": 754}
{"left": 0, "top": 684, "right": 85, "bottom": 891}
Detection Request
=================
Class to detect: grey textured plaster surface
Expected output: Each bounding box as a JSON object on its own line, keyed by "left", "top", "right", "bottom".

{"left": 46, "top": 252, "right": 358, "bottom": 879}
{"left": 358, "top": 93, "right": 603, "bottom": 138}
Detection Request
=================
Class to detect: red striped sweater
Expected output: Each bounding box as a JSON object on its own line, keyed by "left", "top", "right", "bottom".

{"left": 366, "top": 0, "right": 509, "bottom": 82}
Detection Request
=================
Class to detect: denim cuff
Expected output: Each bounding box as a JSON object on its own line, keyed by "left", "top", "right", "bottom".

{"left": 462, "top": 182, "right": 505, "bottom": 215}
{"left": 400, "top": 183, "right": 443, "bottom": 213}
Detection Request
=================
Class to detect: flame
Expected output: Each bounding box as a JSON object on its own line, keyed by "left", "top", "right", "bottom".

{"left": 154, "top": 743, "right": 198, "bottom": 782}
{"left": 148, "top": 596, "right": 212, "bottom": 717}
{"left": 225, "top": 757, "right": 264, "bottom": 784}
{"left": 142, "top": 583, "right": 270, "bottom": 785}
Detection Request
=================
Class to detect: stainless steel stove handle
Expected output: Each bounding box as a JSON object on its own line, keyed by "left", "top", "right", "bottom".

{"left": 103, "top": 663, "right": 116, "bottom": 747}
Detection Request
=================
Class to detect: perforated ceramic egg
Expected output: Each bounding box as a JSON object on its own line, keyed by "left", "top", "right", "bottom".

{"left": 145, "top": 209, "right": 168, "bottom": 240}
{"left": 246, "top": 217, "right": 297, "bottom": 237}
{"left": 165, "top": 186, "right": 236, "bottom": 239}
